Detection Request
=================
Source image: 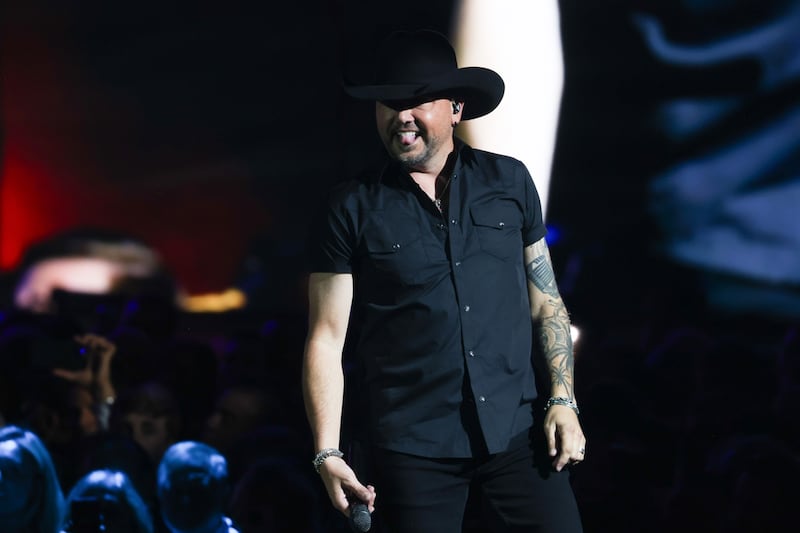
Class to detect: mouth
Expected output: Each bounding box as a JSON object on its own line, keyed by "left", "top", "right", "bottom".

{"left": 395, "top": 131, "right": 420, "bottom": 146}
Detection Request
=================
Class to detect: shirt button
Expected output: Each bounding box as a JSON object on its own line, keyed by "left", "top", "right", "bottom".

{"left": 392, "top": 243, "right": 401, "bottom": 250}
{"left": 437, "top": 223, "right": 446, "bottom": 230}
{"left": 464, "top": 305, "right": 470, "bottom": 312}
{"left": 468, "top": 350, "right": 475, "bottom": 357}
{"left": 478, "top": 396, "right": 486, "bottom": 403}
{"left": 451, "top": 219, "right": 458, "bottom": 225}
{"left": 498, "top": 222, "right": 505, "bottom": 227}
{"left": 455, "top": 261, "right": 461, "bottom": 267}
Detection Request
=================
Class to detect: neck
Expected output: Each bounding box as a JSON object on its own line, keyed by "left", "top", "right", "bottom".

{"left": 408, "top": 150, "right": 457, "bottom": 202}
{"left": 406, "top": 140, "right": 456, "bottom": 179}
{"left": 405, "top": 137, "right": 456, "bottom": 179}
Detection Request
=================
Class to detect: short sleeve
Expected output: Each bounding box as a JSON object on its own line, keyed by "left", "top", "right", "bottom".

{"left": 519, "top": 162, "right": 547, "bottom": 246}
{"left": 306, "top": 185, "right": 356, "bottom": 274}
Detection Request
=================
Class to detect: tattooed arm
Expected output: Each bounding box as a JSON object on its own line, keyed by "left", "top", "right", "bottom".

{"left": 524, "top": 237, "right": 586, "bottom": 470}
{"left": 525, "top": 237, "right": 574, "bottom": 400}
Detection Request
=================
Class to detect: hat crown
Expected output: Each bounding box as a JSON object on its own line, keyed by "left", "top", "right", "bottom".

{"left": 374, "top": 30, "right": 458, "bottom": 86}
{"left": 344, "top": 29, "right": 504, "bottom": 120}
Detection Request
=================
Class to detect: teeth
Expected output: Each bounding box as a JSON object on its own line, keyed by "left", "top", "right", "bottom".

{"left": 398, "top": 132, "right": 417, "bottom": 141}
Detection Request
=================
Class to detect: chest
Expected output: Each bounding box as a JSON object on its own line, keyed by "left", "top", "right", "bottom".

{"left": 353, "top": 191, "right": 525, "bottom": 286}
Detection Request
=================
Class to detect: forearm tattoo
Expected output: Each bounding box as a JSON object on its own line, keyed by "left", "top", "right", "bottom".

{"left": 526, "top": 254, "right": 559, "bottom": 297}
{"left": 526, "top": 242, "right": 575, "bottom": 399}
{"left": 537, "top": 300, "right": 575, "bottom": 399}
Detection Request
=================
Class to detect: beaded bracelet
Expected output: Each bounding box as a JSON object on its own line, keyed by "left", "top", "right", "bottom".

{"left": 312, "top": 448, "right": 344, "bottom": 473}
{"left": 544, "top": 396, "right": 580, "bottom": 415}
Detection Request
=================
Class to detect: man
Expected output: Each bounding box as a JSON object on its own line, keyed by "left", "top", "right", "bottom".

{"left": 303, "top": 30, "right": 585, "bottom": 532}
{"left": 157, "top": 441, "right": 240, "bottom": 533}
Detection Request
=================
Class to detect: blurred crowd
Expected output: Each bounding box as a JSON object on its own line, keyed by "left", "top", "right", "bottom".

{"left": 568, "top": 301, "right": 800, "bottom": 532}
{"left": 0, "top": 231, "right": 330, "bottom": 532}
{"left": 2, "top": 231, "right": 799, "bottom": 533}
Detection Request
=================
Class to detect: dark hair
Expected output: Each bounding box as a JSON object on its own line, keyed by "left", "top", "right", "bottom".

{"left": 63, "top": 469, "right": 154, "bottom": 533}
{"left": 157, "top": 441, "right": 230, "bottom": 532}
{"left": 0, "top": 425, "right": 65, "bottom": 533}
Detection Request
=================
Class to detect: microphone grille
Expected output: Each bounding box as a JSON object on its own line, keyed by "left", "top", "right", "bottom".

{"left": 349, "top": 504, "right": 371, "bottom": 532}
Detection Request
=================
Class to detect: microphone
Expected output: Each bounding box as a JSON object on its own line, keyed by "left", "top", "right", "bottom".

{"left": 348, "top": 496, "right": 371, "bottom": 532}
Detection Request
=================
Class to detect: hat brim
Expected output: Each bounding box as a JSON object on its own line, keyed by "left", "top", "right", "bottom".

{"left": 344, "top": 67, "right": 505, "bottom": 120}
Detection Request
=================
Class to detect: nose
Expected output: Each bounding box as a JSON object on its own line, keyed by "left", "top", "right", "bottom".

{"left": 396, "top": 107, "right": 415, "bottom": 123}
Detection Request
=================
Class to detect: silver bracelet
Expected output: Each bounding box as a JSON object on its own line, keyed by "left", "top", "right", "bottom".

{"left": 544, "top": 396, "right": 579, "bottom": 415}
{"left": 312, "top": 448, "right": 344, "bottom": 473}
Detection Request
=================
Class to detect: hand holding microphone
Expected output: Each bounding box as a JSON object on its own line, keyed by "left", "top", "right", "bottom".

{"left": 348, "top": 495, "right": 372, "bottom": 532}
{"left": 314, "top": 447, "right": 375, "bottom": 531}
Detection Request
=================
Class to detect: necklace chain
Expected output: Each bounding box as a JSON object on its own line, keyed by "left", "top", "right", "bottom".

{"left": 434, "top": 174, "right": 452, "bottom": 212}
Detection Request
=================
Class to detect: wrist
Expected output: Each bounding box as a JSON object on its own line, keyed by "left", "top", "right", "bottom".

{"left": 96, "top": 385, "right": 116, "bottom": 403}
{"left": 544, "top": 396, "right": 579, "bottom": 415}
{"left": 312, "top": 448, "right": 344, "bottom": 473}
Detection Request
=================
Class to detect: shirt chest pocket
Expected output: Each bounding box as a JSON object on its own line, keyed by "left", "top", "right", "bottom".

{"left": 470, "top": 200, "right": 524, "bottom": 261}
{"left": 361, "top": 211, "right": 430, "bottom": 285}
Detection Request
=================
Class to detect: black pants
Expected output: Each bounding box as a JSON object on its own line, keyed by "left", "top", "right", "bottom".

{"left": 370, "top": 431, "right": 583, "bottom": 533}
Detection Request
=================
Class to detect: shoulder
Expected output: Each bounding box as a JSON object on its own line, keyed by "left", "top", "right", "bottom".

{"left": 327, "top": 162, "right": 415, "bottom": 215}
{"left": 457, "top": 140, "right": 525, "bottom": 166}
{"left": 323, "top": 171, "right": 377, "bottom": 211}
{"left": 459, "top": 144, "right": 531, "bottom": 187}
{"left": 469, "top": 147, "right": 524, "bottom": 167}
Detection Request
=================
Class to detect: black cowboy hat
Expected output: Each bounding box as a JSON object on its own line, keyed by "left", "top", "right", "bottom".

{"left": 344, "top": 30, "right": 505, "bottom": 120}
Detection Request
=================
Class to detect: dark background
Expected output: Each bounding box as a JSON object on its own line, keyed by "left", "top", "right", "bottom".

{"left": 2, "top": 1, "right": 796, "bottom": 320}
{"left": 0, "top": 1, "right": 460, "bottom": 297}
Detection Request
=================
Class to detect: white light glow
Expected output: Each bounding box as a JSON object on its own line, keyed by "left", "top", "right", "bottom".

{"left": 570, "top": 325, "right": 581, "bottom": 345}
{"left": 454, "top": 0, "right": 564, "bottom": 218}
{"left": 14, "top": 257, "right": 123, "bottom": 312}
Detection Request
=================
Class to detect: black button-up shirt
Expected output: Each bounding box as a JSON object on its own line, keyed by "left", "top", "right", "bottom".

{"left": 309, "top": 140, "right": 547, "bottom": 457}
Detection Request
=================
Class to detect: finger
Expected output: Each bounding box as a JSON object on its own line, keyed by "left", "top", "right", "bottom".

{"left": 331, "top": 488, "right": 350, "bottom": 514}
{"left": 561, "top": 440, "right": 587, "bottom": 467}
{"left": 551, "top": 428, "right": 571, "bottom": 471}
{"left": 52, "top": 368, "right": 80, "bottom": 380}
{"left": 357, "top": 484, "right": 377, "bottom": 512}
{"left": 52, "top": 367, "right": 92, "bottom": 387}
{"left": 74, "top": 334, "right": 99, "bottom": 351}
{"left": 319, "top": 465, "right": 350, "bottom": 514}
{"left": 545, "top": 423, "right": 557, "bottom": 457}
{"left": 553, "top": 447, "right": 571, "bottom": 472}
{"left": 344, "top": 478, "right": 373, "bottom": 506}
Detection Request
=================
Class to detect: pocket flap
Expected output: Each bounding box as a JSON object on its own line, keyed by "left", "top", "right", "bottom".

{"left": 470, "top": 201, "right": 521, "bottom": 230}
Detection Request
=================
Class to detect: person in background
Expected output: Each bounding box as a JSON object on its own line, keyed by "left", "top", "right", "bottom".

{"left": 50, "top": 333, "right": 118, "bottom": 433}
{"left": 61, "top": 469, "right": 153, "bottom": 533}
{"left": 111, "top": 381, "right": 182, "bottom": 465}
{"left": 157, "top": 441, "right": 239, "bottom": 533}
{"left": 0, "top": 425, "right": 65, "bottom": 533}
{"left": 202, "top": 384, "right": 278, "bottom": 456}
{"left": 11, "top": 229, "right": 170, "bottom": 318}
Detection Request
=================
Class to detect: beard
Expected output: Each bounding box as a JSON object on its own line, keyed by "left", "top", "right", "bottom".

{"left": 385, "top": 128, "right": 450, "bottom": 172}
